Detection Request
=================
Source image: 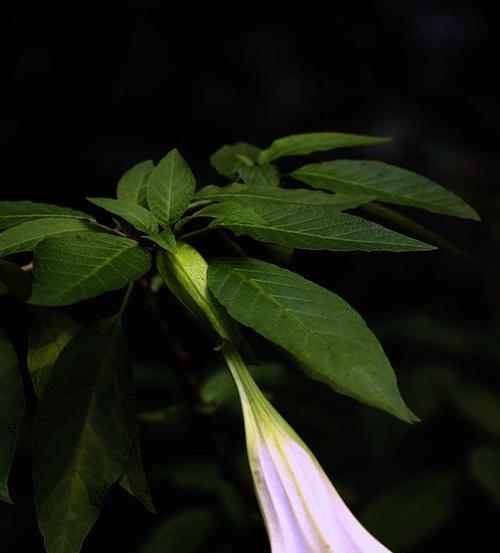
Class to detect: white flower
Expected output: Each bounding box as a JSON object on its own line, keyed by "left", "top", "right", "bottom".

{"left": 223, "top": 344, "right": 393, "bottom": 553}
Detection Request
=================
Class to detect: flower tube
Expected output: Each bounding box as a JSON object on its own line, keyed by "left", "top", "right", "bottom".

{"left": 223, "top": 343, "right": 392, "bottom": 553}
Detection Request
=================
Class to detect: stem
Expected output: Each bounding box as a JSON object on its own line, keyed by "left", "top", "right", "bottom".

{"left": 362, "top": 202, "right": 478, "bottom": 263}
{"left": 139, "top": 277, "right": 256, "bottom": 500}
{"left": 116, "top": 281, "right": 134, "bottom": 319}
{"left": 186, "top": 199, "right": 213, "bottom": 211}
{"left": 218, "top": 230, "right": 248, "bottom": 257}
{"left": 178, "top": 225, "right": 218, "bottom": 241}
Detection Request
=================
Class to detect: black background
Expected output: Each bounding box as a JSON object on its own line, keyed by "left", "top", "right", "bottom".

{"left": 2, "top": 2, "right": 499, "bottom": 552}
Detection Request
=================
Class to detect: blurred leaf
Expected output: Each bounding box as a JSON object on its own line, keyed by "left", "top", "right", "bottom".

{"left": 0, "top": 259, "right": 32, "bottom": 301}
{"left": 119, "top": 435, "right": 156, "bottom": 513}
{"left": 291, "top": 160, "right": 479, "bottom": 220}
{"left": 33, "top": 319, "right": 137, "bottom": 553}
{"left": 162, "top": 462, "right": 251, "bottom": 527}
{"left": 0, "top": 330, "right": 25, "bottom": 504}
{"left": 195, "top": 199, "right": 434, "bottom": 252}
{"left": 136, "top": 509, "right": 214, "bottom": 553}
{"left": 208, "top": 258, "right": 415, "bottom": 421}
{"left": 143, "top": 228, "right": 177, "bottom": 253}
{"left": 28, "top": 309, "right": 81, "bottom": 397}
{"left": 265, "top": 243, "right": 294, "bottom": 264}
{"left": 139, "top": 405, "right": 187, "bottom": 425}
{"left": 201, "top": 363, "right": 285, "bottom": 410}
{"left": 259, "top": 132, "right": 391, "bottom": 163}
{"left": 0, "top": 201, "right": 94, "bottom": 230}
{"left": 117, "top": 160, "right": 154, "bottom": 207}
{"left": 442, "top": 374, "right": 500, "bottom": 438}
{"left": 210, "top": 143, "right": 261, "bottom": 178}
{"left": 195, "top": 183, "right": 373, "bottom": 210}
{"left": 238, "top": 164, "right": 280, "bottom": 186}
{"left": 0, "top": 218, "right": 98, "bottom": 258}
{"left": 30, "top": 234, "right": 151, "bottom": 306}
{"left": 147, "top": 149, "right": 196, "bottom": 226}
{"left": 469, "top": 445, "right": 500, "bottom": 508}
{"left": 361, "top": 472, "right": 459, "bottom": 550}
{"left": 87, "top": 197, "right": 159, "bottom": 234}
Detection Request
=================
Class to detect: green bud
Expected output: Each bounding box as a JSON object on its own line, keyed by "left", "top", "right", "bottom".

{"left": 156, "top": 241, "right": 239, "bottom": 344}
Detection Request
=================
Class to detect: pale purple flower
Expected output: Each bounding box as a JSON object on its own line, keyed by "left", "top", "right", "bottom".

{"left": 223, "top": 344, "right": 393, "bottom": 553}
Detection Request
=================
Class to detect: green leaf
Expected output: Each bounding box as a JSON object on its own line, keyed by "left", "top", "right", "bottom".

{"left": 117, "top": 160, "right": 154, "bottom": 207}
{"left": 360, "top": 472, "right": 458, "bottom": 550}
{"left": 259, "top": 132, "right": 391, "bottom": 163}
{"left": 0, "top": 330, "right": 25, "bottom": 504}
{"left": 210, "top": 142, "right": 261, "bottom": 178}
{"left": 119, "top": 435, "right": 156, "bottom": 513}
{"left": 208, "top": 258, "right": 414, "bottom": 421}
{"left": 469, "top": 445, "right": 500, "bottom": 508}
{"left": 195, "top": 183, "right": 373, "bottom": 210}
{"left": 33, "top": 320, "right": 137, "bottom": 553}
{"left": 28, "top": 309, "right": 81, "bottom": 397}
{"left": 291, "top": 160, "right": 480, "bottom": 220}
{"left": 87, "top": 197, "right": 159, "bottom": 234}
{"left": 0, "top": 201, "right": 94, "bottom": 230}
{"left": 194, "top": 199, "right": 434, "bottom": 252}
{"left": 30, "top": 234, "right": 151, "bottom": 306}
{"left": 136, "top": 509, "right": 214, "bottom": 553}
{"left": 238, "top": 164, "right": 280, "bottom": 186}
{"left": 0, "top": 259, "right": 32, "bottom": 301}
{"left": 147, "top": 149, "right": 196, "bottom": 226}
{"left": 0, "top": 218, "right": 98, "bottom": 258}
{"left": 143, "top": 228, "right": 177, "bottom": 253}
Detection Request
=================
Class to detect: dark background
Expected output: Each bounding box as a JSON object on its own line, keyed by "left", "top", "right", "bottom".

{"left": 2, "top": 2, "right": 499, "bottom": 552}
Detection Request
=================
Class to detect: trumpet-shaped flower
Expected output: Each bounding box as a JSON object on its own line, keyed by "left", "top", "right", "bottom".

{"left": 223, "top": 344, "right": 393, "bottom": 553}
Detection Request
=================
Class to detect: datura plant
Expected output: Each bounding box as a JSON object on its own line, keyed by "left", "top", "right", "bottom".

{"left": 0, "top": 132, "right": 479, "bottom": 553}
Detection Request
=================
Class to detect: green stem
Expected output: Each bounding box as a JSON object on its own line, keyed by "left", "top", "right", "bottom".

{"left": 178, "top": 225, "right": 218, "bottom": 241}
{"left": 116, "top": 282, "right": 135, "bottom": 319}
{"left": 218, "top": 230, "right": 248, "bottom": 257}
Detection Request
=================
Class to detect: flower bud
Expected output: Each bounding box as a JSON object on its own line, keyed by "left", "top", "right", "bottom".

{"left": 156, "top": 241, "right": 240, "bottom": 344}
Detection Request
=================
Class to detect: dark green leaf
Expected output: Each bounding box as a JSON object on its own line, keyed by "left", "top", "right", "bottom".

{"left": 469, "top": 445, "right": 500, "bottom": 507}
{"left": 194, "top": 199, "right": 434, "bottom": 252}
{"left": 208, "top": 258, "right": 414, "bottom": 421}
{"left": 0, "top": 259, "right": 32, "bottom": 301}
{"left": 147, "top": 149, "right": 196, "bottom": 226}
{"left": 87, "top": 197, "right": 159, "bottom": 234}
{"left": 28, "top": 309, "right": 81, "bottom": 397}
{"left": 361, "top": 472, "right": 458, "bottom": 550}
{"left": 136, "top": 509, "right": 214, "bottom": 553}
{"left": 210, "top": 142, "right": 261, "bottom": 178}
{"left": 0, "top": 201, "right": 94, "bottom": 230}
{"left": 259, "top": 132, "right": 391, "bottom": 163}
{"left": 30, "top": 234, "right": 151, "bottom": 306}
{"left": 143, "top": 228, "right": 177, "bottom": 253}
{"left": 33, "top": 320, "right": 137, "bottom": 553}
{"left": 0, "top": 330, "right": 25, "bottom": 504}
{"left": 238, "top": 164, "right": 280, "bottom": 186}
{"left": 0, "top": 219, "right": 98, "bottom": 258}
{"left": 195, "top": 183, "right": 373, "bottom": 210}
{"left": 119, "top": 435, "right": 156, "bottom": 513}
{"left": 117, "top": 160, "right": 154, "bottom": 207}
{"left": 291, "top": 160, "right": 479, "bottom": 220}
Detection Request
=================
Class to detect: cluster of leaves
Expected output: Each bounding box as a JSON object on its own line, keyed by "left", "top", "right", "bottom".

{"left": 0, "top": 132, "right": 478, "bottom": 553}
